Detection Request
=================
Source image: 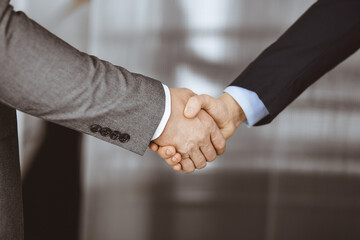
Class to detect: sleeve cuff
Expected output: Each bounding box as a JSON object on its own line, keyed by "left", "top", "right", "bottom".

{"left": 151, "top": 84, "right": 171, "bottom": 140}
{"left": 224, "top": 86, "right": 269, "bottom": 127}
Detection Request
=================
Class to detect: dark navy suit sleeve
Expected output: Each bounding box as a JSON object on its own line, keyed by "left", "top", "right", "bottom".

{"left": 230, "top": 0, "right": 360, "bottom": 125}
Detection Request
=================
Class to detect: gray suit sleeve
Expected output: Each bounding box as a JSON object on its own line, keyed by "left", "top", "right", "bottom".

{"left": 0, "top": 1, "right": 165, "bottom": 155}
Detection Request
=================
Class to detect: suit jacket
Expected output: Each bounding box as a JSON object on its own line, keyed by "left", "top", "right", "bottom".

{"left": 231, "top": 0, "right": 360, "bottom": 125}
{"left": 0, "top": 1, "right": 165, "bottom": 239}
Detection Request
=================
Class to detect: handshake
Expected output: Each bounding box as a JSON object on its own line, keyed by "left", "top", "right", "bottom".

{"left": 149, "top": 88, "right": 247, "bottom": 173}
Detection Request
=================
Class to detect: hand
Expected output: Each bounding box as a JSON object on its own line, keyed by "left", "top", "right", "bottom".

{"left": 152, "top": 88, "right": 226, "bottom": 173}
{"left": 184, "top": 93, "right": 246, "bottom": 139}
{"left": 151, "top": 93, "right": 246, "bottom": 171}
{"left": 149, "top": 143, "right": 182, "bottom": 171}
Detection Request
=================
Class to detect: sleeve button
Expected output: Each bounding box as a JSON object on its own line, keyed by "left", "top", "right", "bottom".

{"left": 90, "top": 124, "right": 102, "bottom": 133}
{"left": 100, "top": 127, "right": 112, "bottom": 136}
{"left": 119, "top": 133, "right": 130, "bottom": 143}
{"left": 110, "top": 131, "right": 121, "bottom": 140}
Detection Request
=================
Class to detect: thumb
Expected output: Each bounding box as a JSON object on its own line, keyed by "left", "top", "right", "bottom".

{"left": 184, "top": 95, "right": 212, "bottom": 118}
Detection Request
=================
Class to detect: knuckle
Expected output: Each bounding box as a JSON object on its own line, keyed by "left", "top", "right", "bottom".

{"left": 216, "top": 140, "right": 226, "bottom": 155}
{"left": 200, "top": 116, "right": 214, "bottom": 130}
{"left": 183, "top": 161, "right": 196, "bottom": 173}
{"left": 186, "top": 142, "right": 196, "bottom": 151}
{"left": 220, "top": 139, "right": 226, "bottom": 150}
{"left": 184, "top": 168, "right": 195, "bottom": 173}
{"left": 208, "top": 152, "right": 216, "bottom": 162}
{"left": 200, "top": 94, "right": 209, "bottom": 102}
{"left": 197, "top": 161, "right": 207, "bottom": 169}
{"left": 186, "top": 88, "right": 195, "bottom": 95}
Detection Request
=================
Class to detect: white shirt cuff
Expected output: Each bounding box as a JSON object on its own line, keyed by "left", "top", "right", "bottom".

{"left": 151, "top": 84, "right": 171, "bottom": 140}
{"left": 224, "top": 86, "right": 269, "bottom": 127}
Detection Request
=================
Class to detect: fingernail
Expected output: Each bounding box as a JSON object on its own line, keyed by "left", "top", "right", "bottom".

{"left": 166, "top": 149, "right": 172, "bottom": 156}
{"left": 185, "top": 107, "right": 192, "bottom": 115}
{"left": 172, "top": 157, "right": 178, "bottom": 162}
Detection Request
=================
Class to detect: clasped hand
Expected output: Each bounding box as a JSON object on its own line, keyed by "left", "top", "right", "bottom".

{"left": 150, "top": 88, "right": 246, "bottom": 173}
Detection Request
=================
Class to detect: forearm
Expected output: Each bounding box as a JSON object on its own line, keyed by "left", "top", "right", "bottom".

{"left": 0, "top": 3, "right": 165, "bottom": 154}
{"left": 231, "top": 0, "right": 360, "bottom": 125}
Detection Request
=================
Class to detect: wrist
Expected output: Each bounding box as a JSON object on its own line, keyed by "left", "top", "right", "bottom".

{"left": 151, "top": 84, "right": 171, "bottom": 140}
{"left": 219, "top": 93, "right": 246, "bottom": 128}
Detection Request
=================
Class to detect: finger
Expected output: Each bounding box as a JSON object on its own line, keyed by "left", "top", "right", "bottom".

{"left": 180, "top": 158, "right": 196, "bottom": 173}
{"left": 210, "top": 124, "right": 226, "bottom": 155}
{"left": 149, "top": 142, "right": 159, "bottom": 151}
{"left": 200, "top": 142, "right": 217, "bottom": 162}
{"left": 189, "top": 149, "right": 207, "bottom": 169}
{"left": 157, "top": 146, "right": 177, "bottom": 159}
{"left": 164, "top": 153, "right": 182, "bottom": 166}
{"left": 198, "top": 110, "right": 227, "bottom": 155}
{"left": 184, "top": 94, "right": 216, "bottom": 118}
{"left": 173, "top": 164, "right": 182, "bottom": 171}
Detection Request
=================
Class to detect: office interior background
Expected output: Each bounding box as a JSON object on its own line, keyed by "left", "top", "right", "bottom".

{"left": 11, "top": 0, "right": 360, "bottom": 239}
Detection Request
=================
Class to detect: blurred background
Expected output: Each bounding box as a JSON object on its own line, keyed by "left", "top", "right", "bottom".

{"left": 11, "top": 0, "right": 360, "bottom": 239}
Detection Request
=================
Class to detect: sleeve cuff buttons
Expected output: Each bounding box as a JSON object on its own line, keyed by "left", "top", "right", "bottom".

{"left": 90, "top": 124, "right": 131, "bottom": 143}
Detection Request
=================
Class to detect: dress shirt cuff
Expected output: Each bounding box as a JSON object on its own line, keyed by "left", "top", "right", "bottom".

{"left": 224, "top": 86, "right": 269, "bottom": 127}
{"left": 151, "top": 84, "right": 171, "bottom": 140}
